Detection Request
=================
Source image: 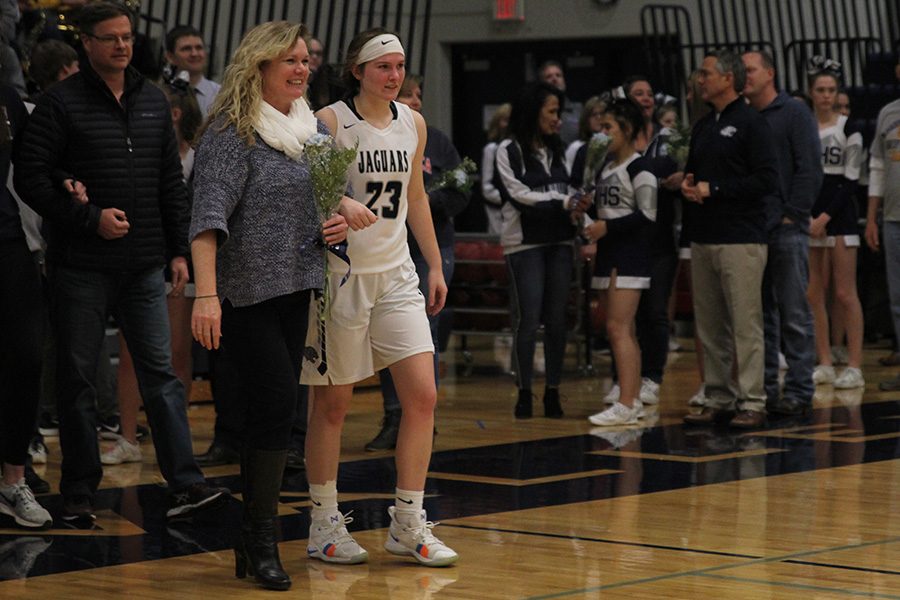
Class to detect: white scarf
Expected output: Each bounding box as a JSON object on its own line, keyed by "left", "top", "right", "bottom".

{"left": 253, "top": 98, "right": 317, "bottom": 161}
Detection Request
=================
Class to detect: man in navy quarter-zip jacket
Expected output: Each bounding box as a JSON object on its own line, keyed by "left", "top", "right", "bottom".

{"left": 743, "top": 50, "right": 822, "bottom": 417}
{"left": 681, "top": 49, "right": 777, "bottom": 430}
{"left": 14, "top": 2, "right": 228, "bottom": 523}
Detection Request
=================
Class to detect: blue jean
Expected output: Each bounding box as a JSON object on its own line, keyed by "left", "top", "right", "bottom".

{"left": 51, "top": 265, "right": 203, "bottom": 500}
{"left": 763, "top": 222, "right": 814, "bottom": 405}
{"left": 884, "top": 221, "right": 900, "bottom": 345}
{"left": 379, "top": 246, "right": 454, "bottom": 412}
{"left": 506, "top": 244, "right": 574, "bottom": 390}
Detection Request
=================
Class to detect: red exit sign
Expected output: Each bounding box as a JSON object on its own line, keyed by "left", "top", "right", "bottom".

{"left": 494, "top": 0, "right": 524, "bottom": 21}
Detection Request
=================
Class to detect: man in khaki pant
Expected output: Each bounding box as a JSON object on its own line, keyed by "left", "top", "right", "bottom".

{"left": 680, "top": 49, "right": 778, "bottom": 428}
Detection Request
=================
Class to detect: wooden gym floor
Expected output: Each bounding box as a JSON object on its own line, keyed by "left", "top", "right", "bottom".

{"left": 0, "top": 336, "right": 898, "bottom": 598}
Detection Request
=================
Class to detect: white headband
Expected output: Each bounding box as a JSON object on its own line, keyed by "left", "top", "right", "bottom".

{"left": 356, "top": 34, "right": 405, "bottom": 65}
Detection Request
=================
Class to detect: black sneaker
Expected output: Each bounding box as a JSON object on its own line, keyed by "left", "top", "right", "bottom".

{"left": 285, "top": 447, "right": 305, "bottom": 471}
{"left": 98, "top": 415, "right": 121, "bottom": 440}
{"left": 61, "top": 496, "right": 95, "bottom": 522}
{"left": 136, "top": 423, "right": 150, "bottom": 442}
{"left": 24, "top": 466, "right": 50, "bottom": 495}
{"left": 37, "top": 413, "right": 59, "bottom": 437}
{"left": 166, "top": 483, "right": 230, "bottom": 520}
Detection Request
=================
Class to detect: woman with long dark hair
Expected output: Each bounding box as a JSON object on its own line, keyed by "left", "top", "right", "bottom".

{"left": 495, "top": 82, "right": 577, "bottom": 419}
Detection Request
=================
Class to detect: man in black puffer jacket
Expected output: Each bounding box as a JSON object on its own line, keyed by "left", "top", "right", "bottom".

{"left": 14, "top": 1, "right": 228, "bottom": 523}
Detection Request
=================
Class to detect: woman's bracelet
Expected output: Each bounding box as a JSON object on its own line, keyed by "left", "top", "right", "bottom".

{"left": 195, "top": 294, "right": 218, "bottom": 299}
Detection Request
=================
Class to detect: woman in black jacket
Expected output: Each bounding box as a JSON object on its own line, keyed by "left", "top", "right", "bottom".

{"left": 495, "top": 82, "right": 577, "bottom": 419}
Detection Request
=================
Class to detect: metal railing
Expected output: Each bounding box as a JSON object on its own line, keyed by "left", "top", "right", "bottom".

{"left": 137, "top": 0, "right": 433, "bottom": 78}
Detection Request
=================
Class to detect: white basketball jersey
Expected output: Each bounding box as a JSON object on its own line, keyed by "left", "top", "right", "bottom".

{"left": 327, "top": 99, "right": 418, "bottom": 274}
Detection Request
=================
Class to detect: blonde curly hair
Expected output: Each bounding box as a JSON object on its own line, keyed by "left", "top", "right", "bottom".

{"left": 205, "top": 21, "right": 311, "bottom": 145}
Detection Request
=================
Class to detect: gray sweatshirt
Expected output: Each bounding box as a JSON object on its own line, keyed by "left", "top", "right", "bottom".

{"left": 190, "top": 121, "right": 326, "bottom": 307}
{"left": 869, "top": 98, "right": 900, "bottom": 222}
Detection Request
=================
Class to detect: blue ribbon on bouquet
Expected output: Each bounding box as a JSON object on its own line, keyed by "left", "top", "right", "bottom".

{"left": 304, "top": 238, "right": 352, "bottom": 376}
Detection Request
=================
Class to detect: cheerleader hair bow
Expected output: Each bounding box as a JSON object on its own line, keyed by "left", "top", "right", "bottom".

{"left": 807, "top": 55, "right": 843, "bottom": 79}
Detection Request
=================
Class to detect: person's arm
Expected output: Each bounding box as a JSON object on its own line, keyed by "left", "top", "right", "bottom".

{"left": 157, "top": 105, "right": 191, "bottom": 293}
{"left": 14, "top": 93, "right": 102, "bottom": 234}
{"left": 494, "top": 139, "right": 568, "bottom": 208}
{"left": 315, "top": 106, "right": 377, "bottom": 231}
{"left": 426, "top": 129, "right": 468, "bottom": 219}
{"left": 481, "top": 143, "right": 502, "bottom": 206}
{"left": 866, "top": 116, "right": 886, "bottom": 251}
{"left": 406, "top": 110, "right": 445, "bottom": 315}
{"left": 190, "top": 230, "right": 220, "bottom": 349}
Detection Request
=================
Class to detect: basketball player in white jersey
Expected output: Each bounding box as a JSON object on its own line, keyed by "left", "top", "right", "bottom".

{"left": 300, "top": 28, "right": 458, "bottom": 567}
{"left": 807, "top": 69, "right": 865, "bottom": 389}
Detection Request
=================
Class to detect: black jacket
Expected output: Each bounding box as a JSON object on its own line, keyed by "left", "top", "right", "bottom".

{"left": 684, "top": 97, "right": 778, "bottom": 244}
{"left": 14, "top": 63, "right": 188, "bottom": 271}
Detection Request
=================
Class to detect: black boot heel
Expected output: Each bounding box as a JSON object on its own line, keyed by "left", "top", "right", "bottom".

{"left": 515, "top": 389, "right": 533, "bottom": 419}
{"left": 543, "top": 388, "right": 564, "bottom": 418}
{"left": 234, "top": 547, "right": 247, "bottom": 579}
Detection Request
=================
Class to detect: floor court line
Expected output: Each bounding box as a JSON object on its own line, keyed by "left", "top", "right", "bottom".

{"left": 695, "top": 572, "right": 900, "bottom": 599}
{"left": 441, "top": 523, "right": 762, "bottom": 560}
{"left": 523, "top": 535, "right": 900, "bottom": 599}
{"left": 782, "top": 559, "right": 900, "bottom": 578}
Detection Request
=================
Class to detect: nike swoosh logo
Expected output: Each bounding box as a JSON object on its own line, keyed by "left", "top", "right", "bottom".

{"left": 398, "top": 498, "right": 413, "bottom": 504}
{"left": 381, "top": 40, "right": 391, "bottom": 45}
{"left": 343, "top": 123, "right": 356, "bottom": 129}
{"left": 312, "top": 500, "right": 322, "bottom": 506}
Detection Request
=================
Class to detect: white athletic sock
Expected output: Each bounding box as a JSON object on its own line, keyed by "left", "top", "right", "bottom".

{"left": 394, "top": 487, "right": 424, "bottom": 522}
{"left": 309, "top": 481, "right": 339, "bottom": 522}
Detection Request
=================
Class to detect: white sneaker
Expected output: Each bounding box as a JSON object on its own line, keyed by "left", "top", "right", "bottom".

{"left": 100, "top": 438, "right": 142, "bottom": 465}
{"left": 688, "top": 384, "right": 708, "bottom": 406}
{"left": 0, "top": 479, "right": 52, "bottom": 529}
{"left": 603, "top": 384, "right": 620, "bottom": 405}
{"left": 28, "top": 440, "right": 47, "bottom": 465}
{"left": 831, "top": 345, "right": 849, "bottom": 365}
{"left": 385, "top": 506, "right": 458, "bottom": 567}
{"left": 813, "top": 365, "right": 836, "bottom": 384}
{"left": 833, "top": 367, "right": 865, "bottom": 389}
{"left": 307, "top": 511, "right": 369, "bottom": 564}
{"left": 639, "top": 378, "right": 660, "bottom": 405}
{"left": 587, "top": 400, "right": 642, "bottom": 426}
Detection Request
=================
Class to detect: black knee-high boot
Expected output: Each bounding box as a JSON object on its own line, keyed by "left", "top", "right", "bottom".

{"left": 234, "top": 448, "right": 291, "bottom": 591}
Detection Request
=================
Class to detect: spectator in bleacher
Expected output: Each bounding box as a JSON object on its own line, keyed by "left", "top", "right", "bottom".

{"left": 14, "top": 0, "right": 229, "bottom": 523}
{"left": 806, "top": 66, "right": 866, "bottom": 391}
{"left": 835, "top": 90, "right": 851, "bottom": 116}
{"left": 495, "top": 82, "right": 577, "bottom": 419}
{"left": 742, "top": 50, "right": 821, "bottom": 415}
{"left": 481, "top": 102, "right": 511, "bottom": 235}
{"left": 538, "top": 60, "right": 581, "bottom": 146}
{"left": 305, "top": 36, "right": 334, "bottom": 111}
{"left": 681, "top": 49, "right": 777, "bottom": 429}
{"left": 26, "top": 39, "right": 79, "bottom": 97}
{"left": 866, "top": 54, "right": 900, "bottom": 391}
{"left": 164, "top": 25, "right": 219, "bottom": 116}
{"left": 368, "top": 73, "right": 469, "bottom": 451}
{"left": 0, "top": 80, "right": 53, "bottom": 530}
{"left": 564, "top": 95, "right": 605, "bottom": 173}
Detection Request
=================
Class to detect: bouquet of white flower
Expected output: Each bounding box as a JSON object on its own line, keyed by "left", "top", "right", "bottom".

{"left": 582, "top": 132, "right": 611, "bottom": 191}
{"left": 304, "top": 132, "right": 358, "bottom": 224}
{"left": 427, "top": 156, "right": 477, "bottom": 194}
{"left": 664, "top": 121, "right": 691, "bottom": 170}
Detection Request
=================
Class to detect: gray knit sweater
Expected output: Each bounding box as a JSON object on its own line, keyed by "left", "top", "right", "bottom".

{"left": 190, "top": 120, "right": 326, "bottom": 307}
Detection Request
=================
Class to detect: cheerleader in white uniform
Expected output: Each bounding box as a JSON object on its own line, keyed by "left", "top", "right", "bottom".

{"left": 584, "top": 98, "right": 658, "bottom": 426}
{"left": 807, "top": 70, "right": 865, "bottom": 389}
{"left": 300, "top": 28, "right": 458, "bottom": 567}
